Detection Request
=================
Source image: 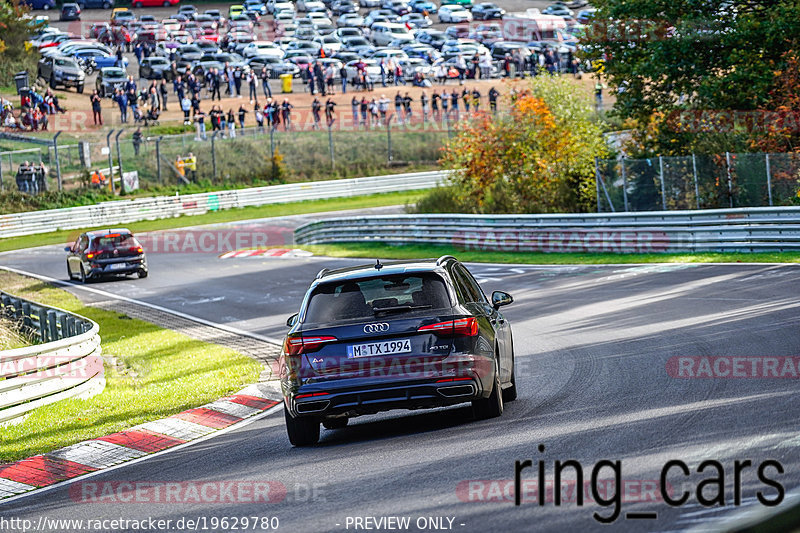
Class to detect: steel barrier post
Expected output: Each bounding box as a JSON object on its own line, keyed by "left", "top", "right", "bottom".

{"left": 658, "top": 156, "right": 666, "bottom": 210}
{"left": 765, "top": 153, "right": 773, "bottom": 206}
{"left": 621, "top": 158, "right": 628, "bottom": 212}
{"left": 53, "top": 131, "right": 63, "bottom": 191}
{"left": 726, "top": 151, "right": 734, "bottom": 208}
{"left": 106, "top": 129, "right": 115, "bottom": 193}
{"left": 155, "top": 136, "right": 163, "bottom": 184}
{"left": 692, "top": 153, "right": 700, "bottom": 209}
{"left": 115, "top": 130, "right": 125, "bottom": 195}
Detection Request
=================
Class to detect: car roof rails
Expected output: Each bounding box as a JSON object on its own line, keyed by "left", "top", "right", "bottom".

{"left": 315, "top": 268, "right": 329, "bottom": 279}
{"left": 436, "top": 255, "right": 457, "bottom": 266}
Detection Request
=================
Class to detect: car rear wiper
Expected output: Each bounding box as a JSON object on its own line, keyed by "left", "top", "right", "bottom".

{"left": 373, "top": 304, "right": 432, "bottom": 315}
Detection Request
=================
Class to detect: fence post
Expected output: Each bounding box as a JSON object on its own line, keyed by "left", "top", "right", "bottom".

{"left": 725, "top": 151, "right": 733, "bottom": 208}
{"left": 52, "top": 131, "right": 63, "bottom": 191}
{"left": 327, "top": 125, "right": 334, "bottom": 169}
{"left": 155, "top": 136, "right": 163, "bottom": 184}
{"left": 270, "top": 128, "right": 275, "bottom": 178}
{"left": 594, "top": 156, "right": 601, "bottom": 212}
{"left": 387, "top": 114, "right": 394, "bottom": 162}
{"left": 211, "top": 131, "right": 218, "bottom": 180}
{"left": 620, "top": 158, "right": 628, "bottom": 212}
{"left": 106, "top": 129, "right": 115, "bottom": 193}
{"left": 115, "top": 130, "right": 125, "bottom": 195}
{"left": 765, "top": 153, "right": 773, "bottom": 206}
{"left": 692, "top": 153, "right": 700, "bottom": 209}
{"left": 658, "top": 155, "right": 666, "bottom": 210}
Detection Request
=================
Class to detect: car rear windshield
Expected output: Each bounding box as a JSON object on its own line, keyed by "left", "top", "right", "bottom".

{"left": 304, "top": 273, "right": 452, "bottom": 323}
{"left": 90, "top": 233, "right": 137, "bottom": 250}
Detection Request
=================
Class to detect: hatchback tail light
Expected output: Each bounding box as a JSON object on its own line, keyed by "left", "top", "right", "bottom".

{"left": 418, "top": 317, "right": 478, "bottom": 336}
{"left": 283, "top": 335, "right": 337, "bottom": 355}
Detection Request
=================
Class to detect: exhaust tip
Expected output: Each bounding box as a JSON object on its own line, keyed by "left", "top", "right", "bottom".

{"left": 437, "top": 384, "right": 476, "bottom": 398}
{"left": 296, "top": 399, "right": 330, "bottom": 413}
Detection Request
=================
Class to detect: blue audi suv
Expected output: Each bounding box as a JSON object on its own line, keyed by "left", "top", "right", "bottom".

{"left": 280, "top": 256, "right": 516, "bottom": 446}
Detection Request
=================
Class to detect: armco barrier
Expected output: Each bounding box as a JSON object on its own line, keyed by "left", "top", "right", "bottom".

{"left": 0, "top": 171, "right": 447, "bottom": 239}
{"left": 0, "top": 291, "right": 104, "bottom": 426}
{"left": 293, "top": 207, "right": 800, "bottom": 253}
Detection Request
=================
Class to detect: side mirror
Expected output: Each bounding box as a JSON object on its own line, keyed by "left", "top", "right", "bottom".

{"left": 64, "top": 246, "right": 72, "bottom": 252}
{"left": 286, "top": 313, "right": 299, "bottom": 327}
{"left": 491, "top": 291, "right": 513, "bottom": 309}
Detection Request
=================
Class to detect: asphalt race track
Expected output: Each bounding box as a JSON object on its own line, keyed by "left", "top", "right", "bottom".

{"left": 1, "top": 209, "right": 799, "bottom": 532}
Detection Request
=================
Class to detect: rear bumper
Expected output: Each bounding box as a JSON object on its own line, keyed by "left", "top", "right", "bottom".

{"left": 87, "top": 258, "right": 147, "bottom": 278}
{"left": 284, "top": 374, "right": 488, "bottom": 419}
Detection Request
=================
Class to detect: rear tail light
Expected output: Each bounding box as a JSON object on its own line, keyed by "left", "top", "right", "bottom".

{"left": 295, "top": 391, "right": 330, "bottom": 399}
{"left": 130, "top": 246, "right": 143, "bottom": 254}
{"left": 86, "top": 252, "right": 95, "bottom": 259}
{"left": 418, "top": 317, "right": 478, "bottom": 337}
{"left": 435, "top": 377, "right": 473, "bottom": 383}
{"left": 283, "top": 335, "right": 337, "bottom": 355}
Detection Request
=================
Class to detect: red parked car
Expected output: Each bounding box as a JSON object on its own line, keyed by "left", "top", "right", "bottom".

{"left": 131, "top": 0, "right": 180, "bottom": 8}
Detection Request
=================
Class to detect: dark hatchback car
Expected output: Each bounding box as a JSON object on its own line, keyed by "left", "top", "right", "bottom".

{"left": 60, "top": 3, "right": 82, "bottom": 21}
{"left": 280, "top": 256, "right": 516, "bottom": 446}
{"left": 65, "top": 229, "right": 148, "bottom": 282}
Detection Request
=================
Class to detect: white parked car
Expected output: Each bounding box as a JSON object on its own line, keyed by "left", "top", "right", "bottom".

{"left": 307, "top": 12, "right": 333, "bottom": 24}
{"left": 370, "top": 22, "right": 415, "bottom": 46}
{"left": 438, "top": 5, "right": 474, "bottom": 23}
{"left": 297, "top": 0, "right": 326, "bottom": 12}
{"left": 241, "top": 40, "right": 285, "bottom": 58}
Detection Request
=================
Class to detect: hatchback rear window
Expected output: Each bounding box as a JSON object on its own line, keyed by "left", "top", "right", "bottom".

{"left": 304, "top": 273, "right": 452, "bottom": 323}
{"left": 90, "top": 233, "right": 136, "bottom": 250}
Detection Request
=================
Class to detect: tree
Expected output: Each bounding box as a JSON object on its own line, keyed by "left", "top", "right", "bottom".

{"left": 423, "top": 77, "right": 608, "bottom": 214}
{"left": 583, "top": 0, "right": 800, "bottom": 155}
{"left": 0, "top": 1, "right": 42, "bottom": 87}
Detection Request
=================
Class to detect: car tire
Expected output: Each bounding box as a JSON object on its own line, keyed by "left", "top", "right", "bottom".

{"left": 103, "top": 1, "right": 111, "bottom": 8}
{"left": 322, "top": 417, "right": 348, "bottom": 430}
{"left": 133, "top": 1, "right": 143, "bottom": 7}
{"left": 50, "top": 75, "right": 57, "bottom": 89}
{"left": 42, "top": 3, "right": 50, "bottom": 10}
{"left": 137, "top": 269, "right": 148, "bottom": 279}
{"left": 66, "top": 261, "right": 73, "bottom": 280}
{"left": 284, "top": 404, "right": 320, "bottom": 446}
{"left": 77, "top": 84, "right": 84, "bottom": 94}
{"left": 472, "top": 359, "right": 503, "bottom": 420}
{"left": 79, "top": 265, "right": 87, "bottom": 284}
{"left": 163, "top": 0, "right": 170, "bottom": 5}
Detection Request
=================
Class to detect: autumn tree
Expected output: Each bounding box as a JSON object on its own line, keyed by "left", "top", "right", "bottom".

{"left": 0, "top": 1, "right": 42, "bottom": 86}
{"left": 419, "top": 77, "right": 608, "bottom": 214}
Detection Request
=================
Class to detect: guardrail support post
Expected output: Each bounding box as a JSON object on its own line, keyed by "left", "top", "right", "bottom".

{"left": 621, "top": 158, "right": 628, "bottom": 212}
{"left": 47, "top": 311, "right": 58, "bottom": 342}
{"left": 53, "top": 131, "right": 63, "bottom": 191}
{"left": 328, "top": 125, "right": 335, "bottom": 169}
{"left": 106, "top": 129, "right": 116, "bottom": 194}
{"left": 726, "top": 151, "right": 734, "bottom": 208}
{"left": 765, "top": 153, "right": 773, "bottom": 206}
{"left": 658, "top": 156, "right": 667, "bottom": 210}
{"left": 115, "top": 130, "right": 125, "bottom": 195}
{"left": 692, "top": 153, "right": 700, "bottom": 209}
{"left": 211, "top": 131, "right": 218, "bottom": 181}
{"left": 155, "top": 136, "right": 163, "bottom": 185}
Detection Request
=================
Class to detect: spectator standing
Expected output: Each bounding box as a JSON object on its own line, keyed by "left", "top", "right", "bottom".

{"left": 113, "top": 89, "right": 128, "bottom": 123}
{"left": 261, "top": 67, "right": 272, "bottom": 98}
{"left": 312, "top": 97, "right": 321, "bottom": 130}
{"left": 420, "top": 90, "right": 429, "bottom": 123}
{"left": 181, "top": 94, "right": 192, "bottom": 124}
{"left": 281, "top": 99, "right": 293, "bottom": 130}
{"left": 378, "top": 94, "right": 389, "bottom": 125}
{"left": 227, "top": 108, "right": 236, "bottom": 138}
{"left": 403, "top": 92, "right": 413, "bottom": 123}
{"left": 340, "top": 65, "right": 348, "bottom": 94}
{"left": 159, "top": 79, "right": 169, "bottom": 111}
{"left": 248, "top": 70, "right": 258, "bottom": 103}
{"left": 394, "top": 92, "right": 403, "bottom": 124}
{"left": 369, "top": 98, "right": 379, "bottom": 127}
{"left": 325, "top": 98, "right": 336, "bottom": 127}
{"left": 314, "top": 61, "right": 325, "bottom": 96}
{"left": 451, "top": 89, "right": 459, "bottom": 120}
{"left": 185, "top": 152, "right": 197, "bottom": 181}
{"left": 488, "top": 86, "right": 499, "bottom": 113}
{"left": 431, "top": 90, "right": 440, "bottom": 121}
{"left": 194, "top": 109, "right": 207, "bottom": 141}
{"left": 351, "top": 96, "right": 359, "bottom": 127}
{"left": 255, "top": 102, "right": 264, "bottom": 132}
{"left": 132, "top": 127, "right": 143, "bottom": 156}
{"left": 360, "top": 97, "right": 368, "bottom": 128}
{"left": 90, "top": 90, "right": 103, "bottom": 125}
{"left": 472, "top": 88, "right": 481, "bottom": 112}
{"left": 233, "top": 67, "right": 243, "bottom": 97}
{"left": 211, "top": 68, "right": 222, "bottom": 101}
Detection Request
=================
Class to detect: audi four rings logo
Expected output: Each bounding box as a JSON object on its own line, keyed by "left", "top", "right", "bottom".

{"left": 364, "top": 323, "right": 390, "bottom": 333}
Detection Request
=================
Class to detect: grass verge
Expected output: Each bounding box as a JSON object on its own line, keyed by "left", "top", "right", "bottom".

{"left": 0, "top": 271, "right": 262, "bottom": 463}
{"left": 0, "top": 190, "right": 424, "bottom": 253}
{"left": 0, "top": 318, "right": 27, "bottom": 351}
{"left": 298, "top": 243, "right": 800, "bottom": 264}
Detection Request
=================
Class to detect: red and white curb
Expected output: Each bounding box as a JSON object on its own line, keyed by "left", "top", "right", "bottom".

{"left": 0, "top": 384, "right": 282, "bottom": 500}
{"left": 219, "top": 248, "right": 314, "bottom": 259}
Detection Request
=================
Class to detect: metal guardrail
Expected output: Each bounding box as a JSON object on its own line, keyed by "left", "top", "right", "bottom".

{"left": 294, "top": 207, "right": 800, "bottom": 253}
{"left": 0, "top": 171, "right": 447, "bottom": 239}
{"left": 0, "top": 291, "right": 104, "bottom": 426}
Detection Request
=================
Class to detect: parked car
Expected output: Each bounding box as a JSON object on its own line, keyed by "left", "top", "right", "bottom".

{"left": 279, "top": 256, "right": 515, "bottom": 446}
{"left": 37, "top": 55, "right": 85, "bottom": 92}
{"left": 59, "top": 3, "right": 81, "bottom": 21}
{"left": 77, "top": 0, "right": 114, "bottom": 7}
{"left": 66, "top": 229, "right": 148, "bottom": 282}
{"left": 139, "top": 56, "right": 173, "bottom": 80}
{"left": 408, "top": 0, "right": 437, "bottom": 14}
{"left": 95, "top": 66, "right": 127, "bottom": 97}
{"left": 20, "top": 0, "right": 56, "bottom": 10}
{"left": 131, "top": 0, "right": 180, "bottom": 7}
{"left": 438, "top": 5, "right": 473, "bottom": 23}
{"left": 471, "top": 2, "right": 505, "bottom": 20}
